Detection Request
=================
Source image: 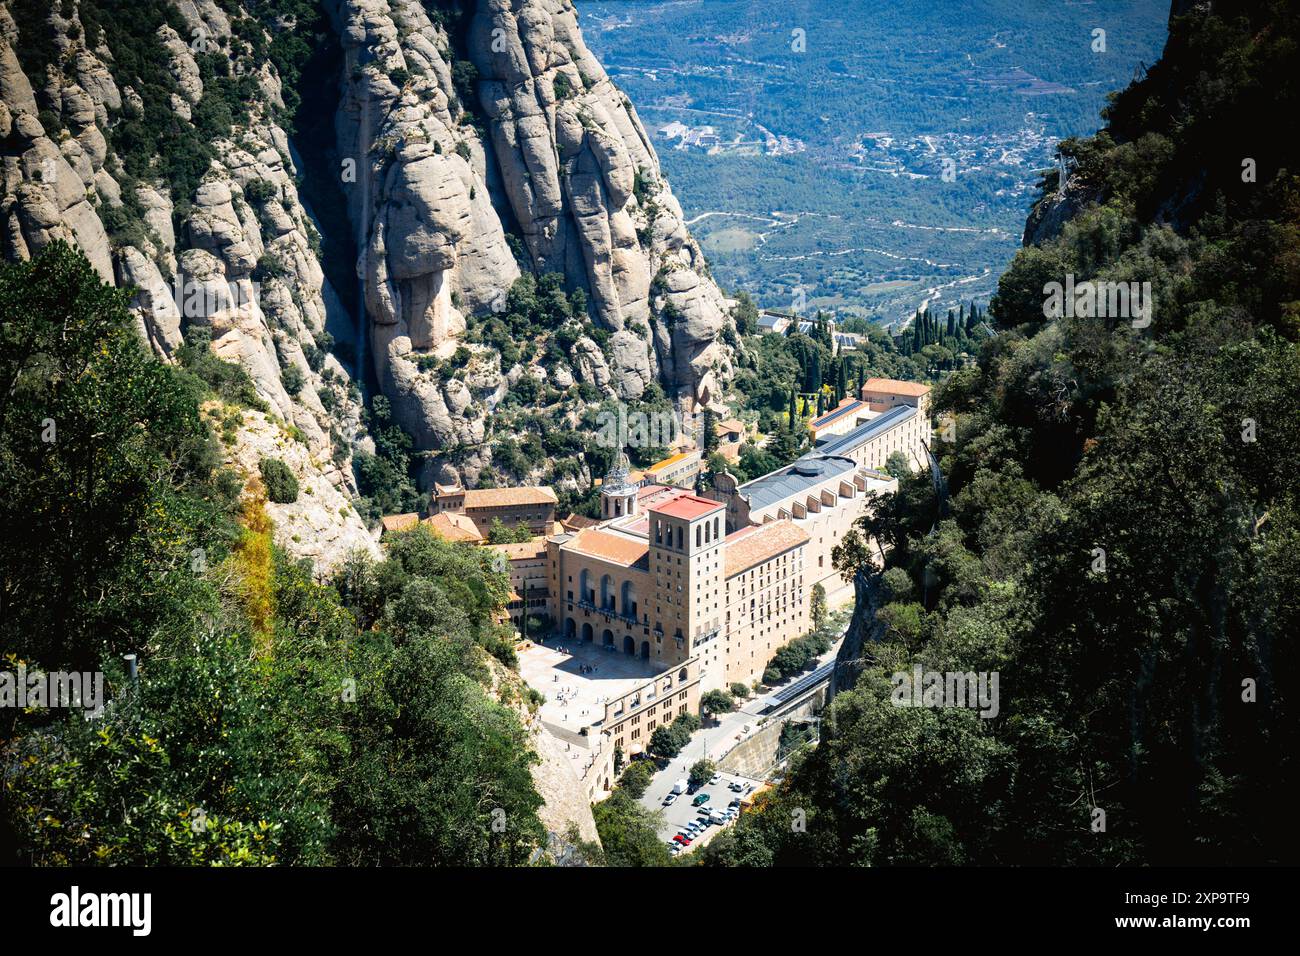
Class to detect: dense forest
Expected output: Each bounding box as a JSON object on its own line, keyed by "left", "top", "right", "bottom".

{"left": 0, "top": 244, "right": 548, "bottom": 865}
{"left": 701, "top": 0, "right": 1300, "bottom": 866}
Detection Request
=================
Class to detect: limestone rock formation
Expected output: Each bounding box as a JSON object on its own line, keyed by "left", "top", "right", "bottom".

{"left": 3, "top": 0, "right": 737, "bottom": 527}
{"left": 330, "top": 0, "right": 735, "bottom": 484}
{"left": 222, "top": 405, "right": 381, "bottom": 567}
{"left": 0, "top": 0, "right": 368, "bottom": 567}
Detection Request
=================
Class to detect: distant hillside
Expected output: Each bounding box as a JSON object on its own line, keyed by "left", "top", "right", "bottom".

{"left": 581, "top": 0, "right": 1169, "bottom": 323}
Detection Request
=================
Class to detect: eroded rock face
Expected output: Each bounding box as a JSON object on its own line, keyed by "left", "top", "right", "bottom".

{"left": 331, "top": 0, "right": 734, "bottom": 480}
{"left": 222, "top": 405, "right": 381, "bottom": 567}
{"left": 0, "top": 0, "right": 368, "bottom": 567}
{"left": 470, "top": 0, "right": 733, "bottom": 395}
{"left": 3, "top": 0, "right": 737, "bottom": 534}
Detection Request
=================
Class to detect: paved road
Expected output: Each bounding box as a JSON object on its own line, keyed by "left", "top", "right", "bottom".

{"left": 637, "top": 634, "right": 846, "bottom": 853}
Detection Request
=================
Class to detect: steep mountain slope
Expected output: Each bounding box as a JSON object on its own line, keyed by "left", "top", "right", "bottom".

{"left": 0, "top": 0, "right": 377, "bottom": 566}
{"left": 1, "top": 0, "right": 735, "bottom": 503}
{"left": 1, "top": 0, "right": 730, "bottom": 859}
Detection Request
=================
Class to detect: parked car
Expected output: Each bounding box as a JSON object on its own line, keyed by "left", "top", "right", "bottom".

{"left": 673, "top": 834, "right": 690, "bottom": 845}
{"left": 710, "top": 773, "right": 721, "bottom": 785}
{"left": 662, "top": 793, "right": 677, "bottom": 806}
{"left": 728, "top": 781, "right": 743, "bottom": 792}
{"left": 670, "top": 779, "right": 688, "bottom": 795}
{"left": 729, "top": 797, "right": 741, "bottom": 807}
{"left": 692, "top": 793, "right": 711, "bottom": 806}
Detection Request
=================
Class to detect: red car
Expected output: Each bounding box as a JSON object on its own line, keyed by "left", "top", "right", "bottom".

{"left": 673, "top": 834, "right": 692, "bottom": 846}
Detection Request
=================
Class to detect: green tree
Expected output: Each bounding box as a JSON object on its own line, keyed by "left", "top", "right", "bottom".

{"left": 259, "top": 457, "right": 299, "bottom": 503}
{"left": 810, "top": 583, "right": 827, "bottom": 630}
{"left": 592, "top": 790, "right": 671, "bottom": 867}
{"left": 701, "top": 689, "right": 736, "bottom": 716}
{"left": 689, "top": 758, "right": 716, "bottom": 790}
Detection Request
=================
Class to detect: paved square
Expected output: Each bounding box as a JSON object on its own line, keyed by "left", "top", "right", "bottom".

{"left": 518, "top": 637, "right": 670, "bottom": 734}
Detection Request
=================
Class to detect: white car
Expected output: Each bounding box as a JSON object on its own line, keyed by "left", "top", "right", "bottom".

{"left": 710, "top": 773, "right": 721, "bottom": 785}
{"left": 662, "top": 793, "right": 678, "bottom": 806}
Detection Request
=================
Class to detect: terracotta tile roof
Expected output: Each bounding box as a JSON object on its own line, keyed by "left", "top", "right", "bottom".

{"left": 487, "top": 541, "right": 548, "bottom": 561}
{"left": 862, "top": 377, "right": 930, "bottom": 398}
{"left": 561, "top": 512, "right": 601, "bottom": 531}
{"left": 462, "top": 486, "right": 557, "bottom": 509}
{"left": 724, "top": 520, "right": 809, "bottom": 577}
{"left": 653, "top": 494, "right": 725, "bottom": 521}
{"left": 422, "top": 512, "right": 483, "bottom": 543}
{"left": 566, "top": 529, "right": 650, "bottom": 569}
{"left": 715, "top": 418, "right": 746, "bottom": 435}
{"left": 637, "top": 483, "right": 675, "bottom": 503}
{"left": 380, "top": 512, "right": 420, "bottom": 533}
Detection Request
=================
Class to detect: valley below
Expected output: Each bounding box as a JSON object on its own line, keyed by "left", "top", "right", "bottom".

{"left": 579, "top": 0, "right": 1169, "bottom": 323}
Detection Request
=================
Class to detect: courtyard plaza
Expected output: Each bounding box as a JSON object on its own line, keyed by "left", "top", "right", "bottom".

{"left": 518, "top": 633, "right": 672, "bottom": 736}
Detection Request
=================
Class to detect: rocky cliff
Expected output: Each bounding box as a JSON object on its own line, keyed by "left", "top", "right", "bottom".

{"left": 330, "top": 0, "right": 734, "bottom": 484}
{"left": 0, "top": 0, "right": 378, "bottom": 567}
{"left": 3, "top": 0, "right": 736, "bottom": 501}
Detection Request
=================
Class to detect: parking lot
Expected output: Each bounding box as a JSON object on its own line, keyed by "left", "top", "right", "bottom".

{"left": 657, "top": 770, "right": 760, "bottom": 857}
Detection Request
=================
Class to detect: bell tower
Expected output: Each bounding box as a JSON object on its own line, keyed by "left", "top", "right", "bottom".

{"left": 601, "top": 449, "right": 638, "bottom": 520}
